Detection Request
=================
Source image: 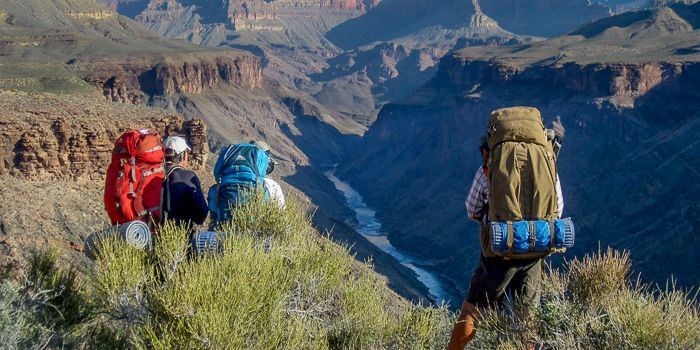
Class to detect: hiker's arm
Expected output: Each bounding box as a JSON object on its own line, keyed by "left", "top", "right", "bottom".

{"left": 556, "top": 175, "right": 564, "bottom": 218}
{"left": 189, "top": 174, "right": 209, "bottom": 225}
{"left": 465, "top": 167, "right": 488, "bottom": 223}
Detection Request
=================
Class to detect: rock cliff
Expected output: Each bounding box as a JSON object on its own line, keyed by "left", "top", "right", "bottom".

{"left": 439, "top": 57, "right": 697, "bottom": 104}
{"left": 73, "top": 51, "right": 262, "bottom": 104}
{"left": 126, "top": 0, "right": 380, "bottom": 42}
{"left": 0, "top": 91, "right": 208, "bottom": 181}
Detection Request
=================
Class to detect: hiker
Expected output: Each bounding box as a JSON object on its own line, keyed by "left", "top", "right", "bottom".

{"left": 161, "top": 136, "right": 208, "bottom": 233}
{"left": 208, "top": 140, "right": 282, "bottom": 226}
{"left": 251, "top": 140, "right": 286, "bottom": 210}
{"left": 448, "top": 107, "right": 565, "bottom": 350}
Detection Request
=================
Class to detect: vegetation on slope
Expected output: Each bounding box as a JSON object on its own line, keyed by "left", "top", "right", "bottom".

{"left": 0, "top": 197, "right": 697, "bottom": 349}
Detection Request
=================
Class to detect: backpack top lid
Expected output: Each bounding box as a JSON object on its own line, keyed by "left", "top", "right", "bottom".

{"left": 213, "top": 143, "right": 269, "bottom": 185}
{"left": 111, "top": 129, "right": 164, "bottom": 164}
{"left": 487, "top": 107, "right": 549, "bottom": 150}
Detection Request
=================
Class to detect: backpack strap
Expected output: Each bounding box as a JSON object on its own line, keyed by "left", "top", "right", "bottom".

{"left": 481, "top": 148, "right": 489, "bottom": 175}
{"left": 142, "top": 145, "right": 162, "bottom": 154}
{"left": 506, "top": 221, "right": 515, "bottom": 254}
{"left": 161, "top": 165, "right": 184, "bottom": 222}
{"left": 549, "top": 220, "right": 556, "bottom": 249}
{"left": 528, "top": 221, "right": 536, "bottom": 252}
{"left": 143, "top": 167, "right": 164, "bottom": 177}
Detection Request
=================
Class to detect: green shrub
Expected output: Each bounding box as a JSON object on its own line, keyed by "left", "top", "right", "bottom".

{"left": 26, "top": 249, "right": 89, "bottom": 330}
{"left": 3, "top": 195, "right": 698, "bottom": 350}
{"left": 0, "top": 249, "right": 90, "bottom": 349}
{"left": 89, "top": 196, "right": 451, "bottom": 349}
{"left": 0, "top": 280, "right": 51, "bottom": 349}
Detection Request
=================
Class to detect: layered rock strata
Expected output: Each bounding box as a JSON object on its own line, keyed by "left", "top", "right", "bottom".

{"left": 439, "top": 57, "right": 698, "bottom": 102}
{"left": 0, "top": 91, "right": 208, "bottom": 180}
{"left": 73, "top": 51, "right": 262, "bottom": 104}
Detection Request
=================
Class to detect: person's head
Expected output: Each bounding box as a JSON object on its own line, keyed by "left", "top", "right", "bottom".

{"left": 164, "top": 136, "right": 191, "bottom": 166}
{"left": 479, "top": 135, "right": 489, "bottom": 154}
{"left": 251, "top": 140, "right": 278, "bottom": 175}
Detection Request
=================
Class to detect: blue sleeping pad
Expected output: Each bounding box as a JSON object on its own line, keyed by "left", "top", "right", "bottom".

{"left": 490, "top": 218, "right": 575, "bottom": 253}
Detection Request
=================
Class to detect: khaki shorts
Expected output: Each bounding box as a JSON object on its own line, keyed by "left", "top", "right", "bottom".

{"left": 465, "top": 255, "right": 543, "bottom": 309}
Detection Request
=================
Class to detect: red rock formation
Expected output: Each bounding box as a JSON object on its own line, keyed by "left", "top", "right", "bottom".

{"left": 133, "top": 0, "right": 381, "bottom": 31}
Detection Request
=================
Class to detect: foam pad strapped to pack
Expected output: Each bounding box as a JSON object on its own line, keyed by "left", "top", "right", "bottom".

{"left": 490, "top": 218, "right": 575, "bottom": 253}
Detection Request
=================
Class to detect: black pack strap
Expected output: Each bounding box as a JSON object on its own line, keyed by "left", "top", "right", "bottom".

{"left": 549, "top": 220, "right": 556, "bottom": 249}
{"left": 162, "top": 165, "right": 184, "bottom": 222}
{"left": 529, "top": 221, "right": 536, "bottom": 252}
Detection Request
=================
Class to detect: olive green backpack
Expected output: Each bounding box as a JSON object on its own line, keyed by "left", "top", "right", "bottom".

{"left": 485, "top": 107, "right": 562, "bottom": 259}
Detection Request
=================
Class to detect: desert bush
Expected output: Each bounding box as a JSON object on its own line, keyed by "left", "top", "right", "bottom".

{"left": 0, "top": 280, "right": 52, "bottom": 349}
{"left": 0, "top": 249, "right": 92, "bottom": 349}
{"left": 89, "top": 195, "right": 451, "bottom": 349}
{"left": 471, "top": 247, "right": 700, "bottom": 350}
{"left": 25, "top": 250, "right": 89, "bottom": 330}
{"left": 4, "top": 195, "right": 698, "bottom": 349}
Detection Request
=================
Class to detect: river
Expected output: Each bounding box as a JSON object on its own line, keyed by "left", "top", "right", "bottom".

{"left": 325, "top": 170, "right": 451, "bottom": 306}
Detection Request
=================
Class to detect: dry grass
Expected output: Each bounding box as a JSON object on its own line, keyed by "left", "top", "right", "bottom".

{"left": 471, "top": 247, "right": 700, "bottom": 350}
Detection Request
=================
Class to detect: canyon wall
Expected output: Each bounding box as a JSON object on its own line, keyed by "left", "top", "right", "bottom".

{"left": 0, "top": 91, "right": 208, "bottom": 181}
{"left": 439, "top": 56, "right": 697, "bottom": 102}
{"left": 128, "top": 0, "right": 380, "bottom": 36}
{"left": 74, "top": 51, "right": 262, "bottom": 105}
{"left": 340, "top": 50, "right": 700, "bottom": 293}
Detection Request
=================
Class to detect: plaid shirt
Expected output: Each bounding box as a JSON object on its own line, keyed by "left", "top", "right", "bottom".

{"left": 465, "top": 166, "right": 564, "bottom": 223}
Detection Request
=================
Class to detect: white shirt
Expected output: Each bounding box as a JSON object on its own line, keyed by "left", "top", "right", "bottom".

{"left": 264, "top": 177, "right": 286, "bottom": 210}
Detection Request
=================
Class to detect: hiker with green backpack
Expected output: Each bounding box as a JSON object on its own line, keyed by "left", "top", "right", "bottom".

{"left": 448, "top": 107, "right": 574, "bottom": 350}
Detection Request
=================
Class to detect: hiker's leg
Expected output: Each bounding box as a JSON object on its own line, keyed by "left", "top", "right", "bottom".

{"left": 448, "top": 299, "right": 478, "bottom": 350}
{"left": 507, "top": 258, "right": 544, "bottom": 350}
{"left": 508, "top": 258, "right": 543, "bottom": 310}
{"left": 448, "top": 256, "right": 515, "bottom": 349}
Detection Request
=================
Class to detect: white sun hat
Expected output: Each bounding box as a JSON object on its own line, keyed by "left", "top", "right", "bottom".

{"left": 163, "top": 136, "right": 191, "bottom": 155}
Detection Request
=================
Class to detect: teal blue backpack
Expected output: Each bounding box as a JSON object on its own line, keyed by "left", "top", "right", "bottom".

{"left": 208, "top": 143, "right": 269, "bottom": 224}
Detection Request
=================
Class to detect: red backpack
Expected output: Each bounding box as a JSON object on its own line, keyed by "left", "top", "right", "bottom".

{"left": 104, "top": 129, "right": 165, "bottom": 225}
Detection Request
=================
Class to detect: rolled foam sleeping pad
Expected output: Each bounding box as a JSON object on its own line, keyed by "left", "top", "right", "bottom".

{"left": 118, "top": 221, "right": 151, "bottom": 250}
{"left": 84, "top": 221, "right": 152, "bottom": 260}
{"left": 490, "top": 218, "right": 575, "bottom": 253}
